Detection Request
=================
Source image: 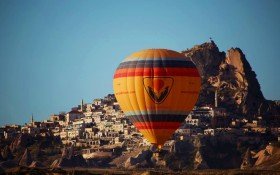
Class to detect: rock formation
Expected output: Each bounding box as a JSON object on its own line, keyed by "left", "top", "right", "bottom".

{"left": 1, "top": 146, "right": 13, "bottom": 161}
{"left": 182, "top": 41, "right": 280, "bottom": 118}
{"left": 200, "top": 136, "right": 242, "bottom": 169}
{"left": 0, "top": 160, "right": 18, "bottom": 169}
{"left": 0, "top": 166, "right": 4, "bottom": 174}
{"left": 193, "top": 149, "right": 208, "bottom": 170}
{"left": 9, "top": 134, "right": 34, "bottom": 153}
{"left": 29, "top": 161, "right": 45, "bottom": 168}
{"left": 61, "top": 147, "right": 69, "bottom": 159}
{"left": 51, "top": 146, "right": 86, "bottom": 168}
{"left": 240, "top": 148, "right": 253, "bottom": 169}
{"left": 0, "top": 149, "right": 3, "bottom": 161}
{"left": 19, "top": 148, "right": 33, "bottom": 167}
{"left": 50, "top": 159, "right": 59, "bottom": 168}
{"left": 163, "top": 140, "right": 195, "bottom": 170}
{"left": 124, "top": 149, "right": 153, "bottom": 169}
{"left": 193, "top": 137, "right": 202, "bottom": 148}
{"left": 110, "top": 148, "right": 143, "bottom": 168}
{"left": 253, "top": 144, "right": 280, "bottom": 169}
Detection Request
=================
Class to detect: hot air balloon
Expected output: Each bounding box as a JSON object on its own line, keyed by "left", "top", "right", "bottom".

{"left": 113, "top": 49, "right": 201, "bottom": 148}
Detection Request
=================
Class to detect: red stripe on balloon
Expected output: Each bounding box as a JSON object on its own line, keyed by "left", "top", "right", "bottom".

{"left": 114, "top": 67, "right": 200, "bottom": 78}
{"left": 134, "top": 122, "right": 181, "bottom": 129}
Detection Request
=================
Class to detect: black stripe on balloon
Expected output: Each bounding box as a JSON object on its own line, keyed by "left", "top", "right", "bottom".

{"left": 117, "top": 60, "right": 196, "bottom": 69}
{"left": 127, "top": 114, "right": 187, "bottom": 123}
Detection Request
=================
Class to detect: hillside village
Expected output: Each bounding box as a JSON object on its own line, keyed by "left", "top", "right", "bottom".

{"left": 1, "top": 93, "right": 280, "bottom": 171}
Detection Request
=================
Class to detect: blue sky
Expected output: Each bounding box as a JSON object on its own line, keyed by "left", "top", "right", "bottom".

{"left": 0, "top": 0, "right": 279, "bottom": 125}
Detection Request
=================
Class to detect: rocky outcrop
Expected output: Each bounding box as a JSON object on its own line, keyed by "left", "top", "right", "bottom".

{"left": 0, "top": 166, "right": 4, "bottom": 174}
{"left": 194, "top": 150, "right": 208, "bottom": 170}
{"left": 164, "top": 140, "right": 196, "bottom": 170}
{"left": 50, "top": 159, "right": 59, "bottom": 168}
{"left": 51, "top": 146, "right": 86, "bottom": 168}
{"left": 19, "top": 148, "right": 32, "bottom": 167}
{"left": 182, "top": 41, "right": 280, "bottom": 118}
{"left": 193, "top": 137, "right": 202, "bottom": 148}
{"left": 200, "top": 136, "right": 242, "bottom": 169}
{"left": 29, "top": 161, "right": 45, "bottom": 168}
{"left": 61, "top": 147, "right": 69, "bottom": 159}
{"left": 253, "top": 145, "right": 280, "bottom": 169}
{"left": 110, "top": 148, "right": 143, "bottom": 168}
{"left": 9, "top": 134, "right": 34, "bottom": 153}
{"left": 240, "top": 148, "right": 253, "bottom": 169}
{"left": 0, "top": 149, "right": 3, "bottom": 161}
{"left": 56, "top": 155, "right": 86, "bottom": 168}
{"left": 0, "top": 160, "right": 18, "bottom": 169}
{"left": 1, "top": 146, "right": 13, "bottom": 161}
{"left": 124, "top": 149, "right": 153, "bottom": 169}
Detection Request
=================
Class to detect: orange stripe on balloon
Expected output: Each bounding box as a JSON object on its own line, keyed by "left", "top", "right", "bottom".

{"left": 134, "top": 122, "right": 181, "bottom": 129}
{"left": 114, "top": 67, "right": 199, "bottom": 78}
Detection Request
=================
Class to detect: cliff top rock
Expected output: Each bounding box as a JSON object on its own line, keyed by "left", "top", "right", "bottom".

{"left": 182, "top": 41, "right": 279, "bottom": 117}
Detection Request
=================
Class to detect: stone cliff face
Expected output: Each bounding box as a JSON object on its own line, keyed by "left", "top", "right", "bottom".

{"left": 253, "top": 145, "right": 280, "bottom": 169}
{"left": 182, "top": 41, "right": 280, "bottom": 118}
{"left": 194, "top": 150, "right": 208, "bottom": 170}
{"left": 19, "top": 148, "right": 32, "bottom": 167}
{"left": 240, "top": 148, "right": 253, "bottom": 170}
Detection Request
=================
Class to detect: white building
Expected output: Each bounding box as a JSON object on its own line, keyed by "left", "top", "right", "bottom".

{"left": 204, "top": 129, "right": 215, "bottom": 136}
{"left": 60, "top": 131, "right": 68, "bottom": 139}
{"left": 93, "top": 99, "right": 103, "bottom": 106}
{"left": 84, "top": 117, "right": 94, "bottom": 124}
{"left": 93, "top": 115, "right": 102, "bottom": 124}
{"left": 112, "top": 123, "right": 124, "bottom": 132}
{"left": 65, "top": 110, "right": 84, "bottom": 123}
{"left": 185, "top": 115, "right": 200, "bottom": 126}
{"left": 68, "top": 130, "right": 82, "bottom": 139}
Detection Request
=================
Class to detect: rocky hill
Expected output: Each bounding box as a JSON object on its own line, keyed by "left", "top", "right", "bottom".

{"left": 182, "top": 41, "right": 280, "bottom": 118}
{"left": 253, "top": 144, "right": 280, "bottom": 169}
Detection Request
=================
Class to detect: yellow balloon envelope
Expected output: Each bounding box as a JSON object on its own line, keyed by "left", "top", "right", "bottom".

{"left": 113, "top": 49, "right": 201, "bottom": 147}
